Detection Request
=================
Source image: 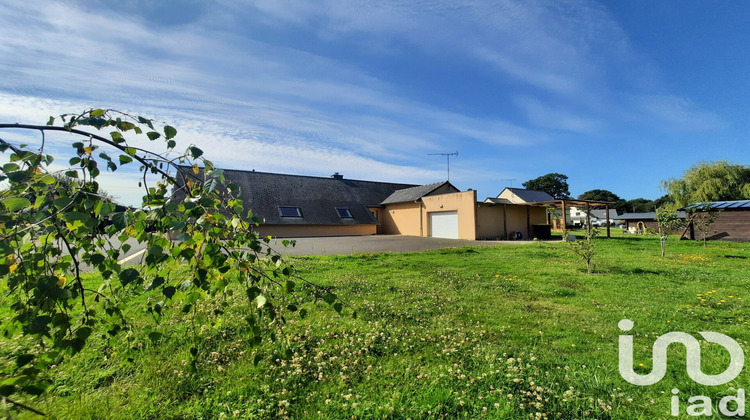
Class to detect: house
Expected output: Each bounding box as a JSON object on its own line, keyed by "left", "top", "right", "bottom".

{"left": 175, "top": 168, "right": 417, "bottom": 238}
{"left": 618, "top": 211, "right": 687, "bottom": 234}
{"left": 566, "top": 206, "right": 587, "bottom": 227}
{"left": 564, "top": 207, "right": 618, "bottom": 227}
{"left": 683, "top": 200, "right": 750, "bottom": 242}
{"left": 174, "top": 168, "right": 551, "bottom": 240}
{"left": 589, "top": 209, "right": 620, "bottom": 226}
{"left": 376, "top": 184, "right": 549, "bottom": 240}
{"left": 490, "top": 187, "right": 554, "bottom": 204}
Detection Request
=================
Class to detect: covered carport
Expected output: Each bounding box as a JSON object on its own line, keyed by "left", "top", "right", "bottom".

{"left": 532, "top": 199, "right": 616, "bottom": 238}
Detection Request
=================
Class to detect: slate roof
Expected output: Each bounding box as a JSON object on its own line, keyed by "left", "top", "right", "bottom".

{"left": 617, "top": 211, "right": 687, "bottom": 220}
{"left": 174, "top": 167, "right": 417, "bottom": 226}
{"left": 501, "top": 187, "right": 554, "bottom": 203}
{"left": 589, "top": 209, "right": 619, "bottom": 220}
{"left": 484, "top": 197, "right": 514, "bottom": 205}
{"left": 683, "top": 200, "right": 750, "bottom": 211}
{"left": 380, "top": 181, "right": 458, "bottom": 205}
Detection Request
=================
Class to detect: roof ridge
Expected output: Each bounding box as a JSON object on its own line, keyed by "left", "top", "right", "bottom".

{"left": 176, "top": 165, "right": 418, "bottom": 187}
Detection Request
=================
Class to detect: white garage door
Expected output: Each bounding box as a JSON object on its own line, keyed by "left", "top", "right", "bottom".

{"left": 429, "top": 211, "right": 459, "bottom": 239}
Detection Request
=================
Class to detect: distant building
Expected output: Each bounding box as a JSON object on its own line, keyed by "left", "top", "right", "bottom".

{"left": 683, "top": 200, "right": 750, "bottom": 242}
{"left": 618, "top": 212, "right": 687, "bottom": 234}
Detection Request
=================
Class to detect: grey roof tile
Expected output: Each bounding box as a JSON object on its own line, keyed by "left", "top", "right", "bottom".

{"left": 683, "top": 200, "right": 750, "bottom": 210}
{"left": 502, "top": 188, "right": 554, "bottom": 203}
{"left": 174, "top": 167, "right": 417, "bottom": 226}
{"left": 380, "top": 181, "right": 458, "bottom": 204}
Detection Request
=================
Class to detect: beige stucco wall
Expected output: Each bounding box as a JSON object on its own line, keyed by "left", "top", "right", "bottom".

{"left": 496, "top": 189, "right": 526, "bottom": 204}
{"left": 381, "top": 190, "right": 477, "bottom": 239}
{"left": 476, "top": 205, "right": 504, "bottom": 239}
{"left": 380, "top": 201, "right": 422, "bottom": 236}
{"left": 425, "top": 183, "right": 459, "bottom": 197}
{"left": 476, "top": 204, "right": 548, "bottom": 239}
{"left": 421, "top": 190, "right": 477, "bottom": 240}
{"left": 253, "top": 224, "right": 376, "bottom": 238}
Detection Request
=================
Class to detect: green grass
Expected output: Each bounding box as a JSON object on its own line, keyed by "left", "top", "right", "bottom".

{"left": 4, "top": 235, "right": 750, "bottom": 419}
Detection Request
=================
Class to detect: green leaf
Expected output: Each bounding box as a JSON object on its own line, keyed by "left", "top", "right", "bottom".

{"left": 53, "top": 197, "right": 73, "bottom": 210}
{"left": 188, "top": 146, "right": 203, "bottom": 158}
{"left": 61, "top": 211, "right": 88, "bottom": 222}
{"left": 2, "top": 163, "right": 19, "bottom": 172}
{"left": 47, "top": 116, "right": 55, "bottom": 125}
{"left": 138, "top": 116, "right": 154, "bottom": 129}
{"left": 111, "top": 212, "right": 131, "bottom": 230}
{"left": 90, "top": 108, "right": 105, "bottom": 117}
{"left": 119, "top": 154, "right": 133, "bottom": 165}
{"left": 246, "top": 287, "right": 261, "bottom": 301}
{"left": 322, "top": 293, "right": 337, "bottom": 305}
{"left": 204, "top": 178, "right": 218, "bottom": 193}
{"left": 164, "top": 125, "right": 177, "bottom": 140}
{"left": 163, "top": 286, "right": 176, "bottom": 299}
{"left": 38, "top": 174, "right": 55, "bottom": 184}
{"left": 15, "top": 354, "right": 35, "bottom": 369}
{"left": 2, "top": 197, "right": 31, "bottom": 212}
{"left": 284, "top": 280, "right": 295, "bottom": 293}
{"left": 119, "top": 268, "right": 140, "bottom": 286}
{"left": 146, "top": 131, "right": 161, "bottom": 140}
{"left": 333, "top": 302, "right": 343, "bottom": 314}
{"left": 256, "top": 294, "right": 267, "bottom": 308}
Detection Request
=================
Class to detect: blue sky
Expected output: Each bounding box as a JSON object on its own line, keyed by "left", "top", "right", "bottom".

{"left": 1, "top": 0, "right": 748, "bottom": 206}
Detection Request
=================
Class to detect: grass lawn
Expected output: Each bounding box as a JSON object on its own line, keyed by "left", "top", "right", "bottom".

{"left": 3, "top": 234, "right": 750, "bottom": 419}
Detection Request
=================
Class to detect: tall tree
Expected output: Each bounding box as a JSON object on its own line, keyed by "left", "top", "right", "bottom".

{"left": 578, "top": 189, "right": 620, "bottom": 202}
{"left": 661, "top": 161, "right": 750, "bottom": 207}
{"left": 578, "top": 189, "right": 626, "bottom": 211}
{"left": 522, "top": 173, "right": 570, "bottom": 199}
{"left": 621, "top": 195, "right": 670, "bottom": 213}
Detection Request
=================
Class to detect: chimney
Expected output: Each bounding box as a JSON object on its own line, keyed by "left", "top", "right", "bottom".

{"left": 331, "top": 172, "right": 343, "bottom": 180}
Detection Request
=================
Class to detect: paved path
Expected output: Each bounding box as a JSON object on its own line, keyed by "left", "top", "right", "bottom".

{"left": 264, "top": 235, "right": 530, "bottom": 256}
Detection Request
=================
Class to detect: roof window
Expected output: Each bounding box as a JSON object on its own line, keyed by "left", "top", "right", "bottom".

{"left": 279, "top": 206, "right": 302, "bottom": 218}
{"left": 336, "top": 208, "right": 353, "bottom": 218}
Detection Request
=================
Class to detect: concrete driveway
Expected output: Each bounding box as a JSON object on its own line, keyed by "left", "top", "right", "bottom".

{"left": 264, "top": 235, "right": 526, "bottom": 256}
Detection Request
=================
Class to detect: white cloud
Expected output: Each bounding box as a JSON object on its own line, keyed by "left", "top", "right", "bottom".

{"left": 0, "top": 0, "right": 731, "bottom": 205}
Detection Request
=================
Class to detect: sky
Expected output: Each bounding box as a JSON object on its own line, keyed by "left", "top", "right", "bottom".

{"left": 1, "top": 0, "right": 749, "bottom": 206}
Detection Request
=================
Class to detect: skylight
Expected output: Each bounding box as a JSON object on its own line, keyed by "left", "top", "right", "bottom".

{"left": 336, "top": 208, "right": 353, "bottom": 218}
{"left": 278, "top": 206, "right": 302, "bottom": 218}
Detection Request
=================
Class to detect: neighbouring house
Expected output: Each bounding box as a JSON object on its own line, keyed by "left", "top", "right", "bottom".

{"left": 618, "top": 211, "right": 687, "bottom": 234}
{"left": 174, "top": 168, "right": 552, "bottom": 240}
{"left": 566, "top": 206, "right": 587, "bottom": 227}
{"left": 564, "top": 207, "right": 619, "bottom": 227}
{"left": 589, "top": 209, "right": 620, "bottom": 226}
{"left": 491, "top": 187, "right": 555, "bottom": 204}
{"left": 683, "top": 200, "right": 750, "bottom": 242}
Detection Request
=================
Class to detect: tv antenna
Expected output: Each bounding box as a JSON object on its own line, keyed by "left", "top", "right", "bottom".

{"left": 428, "top": 151, "right": 458, "bottom": 181}
{"left": 499, "top": 178, "right": 517, "bottom": 187}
